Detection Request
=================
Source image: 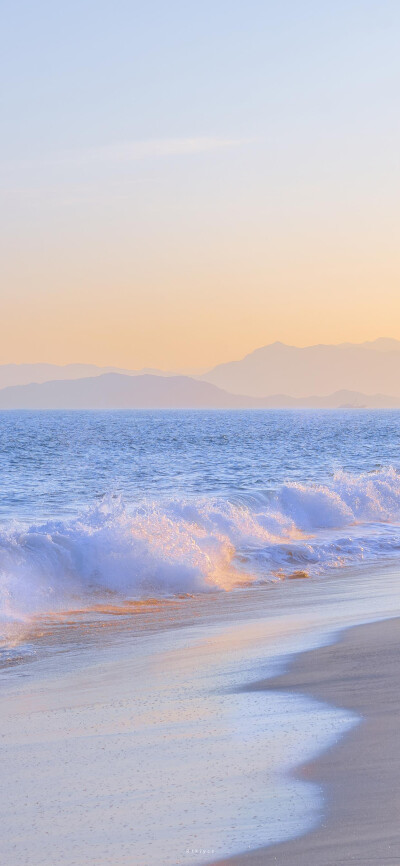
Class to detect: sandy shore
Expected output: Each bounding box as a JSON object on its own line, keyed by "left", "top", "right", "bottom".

{"left": 216, "top": 616, "right": 400, "bottom": 865}
{"left": 1, "top": 609, "right": 337, "bottom": 866}
{"left": 3, "top": 573, "right": 400, "bottom": 866}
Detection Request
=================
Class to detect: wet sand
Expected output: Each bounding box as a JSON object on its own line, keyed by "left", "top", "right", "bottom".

{"left": 217, "top": 616, "right": 400, "bottom": 865}
{"left": 0, "top": 609, "right": 341, "bottom": 866}
{"left": 3, "top": 574, "right": 400, "bottom": 866}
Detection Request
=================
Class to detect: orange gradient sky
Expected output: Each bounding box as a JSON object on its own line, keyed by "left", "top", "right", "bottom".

{"left": 1, "top": 1, "right": 400, "bottom": 370}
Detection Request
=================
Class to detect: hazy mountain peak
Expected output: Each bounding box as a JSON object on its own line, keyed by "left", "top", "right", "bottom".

{"left": 361, "top": 338, "right": 400, "bottom": 351}
{"left": 0, "top": 373, "right": 256, "bottom": 410}
{"left": 2, "top": 337, "right": 400, "bottom": 405}
{"left": 202, "top": 339, "right": 400, "bottom": 399}
{"left": 0, "top": 373, "right": 398, "bottom": 409}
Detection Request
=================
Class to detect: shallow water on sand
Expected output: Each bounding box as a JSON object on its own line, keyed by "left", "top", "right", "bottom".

{"left": 1, "top": 563, "right": 400, "bottom": 865}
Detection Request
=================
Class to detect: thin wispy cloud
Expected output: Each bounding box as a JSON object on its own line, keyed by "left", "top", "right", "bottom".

{"left": 62, "top": 136, "right": 250, "bottom": 166}
{"left": 0, "top": 137, "right": 250, "bottom": 201}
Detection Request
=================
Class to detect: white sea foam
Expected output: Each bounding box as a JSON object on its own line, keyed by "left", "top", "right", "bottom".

{"left": 2, "top": 468, "right": 400, "bottom": 625}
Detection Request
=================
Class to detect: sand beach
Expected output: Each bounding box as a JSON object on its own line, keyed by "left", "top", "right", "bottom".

{"left": 2, "top": 566, "right": 400, "bottom": 866}
{"left": 220, "top": 616, "right": 400, "bottom": 865}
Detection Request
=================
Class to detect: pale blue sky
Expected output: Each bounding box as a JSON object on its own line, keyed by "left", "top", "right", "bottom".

{"left": 1, "top": 1, "right": 400, "bottom": 368}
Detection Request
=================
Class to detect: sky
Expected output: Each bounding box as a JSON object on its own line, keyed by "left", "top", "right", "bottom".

{"left": 1, "top": 0, "right": 400, "bottom": 370}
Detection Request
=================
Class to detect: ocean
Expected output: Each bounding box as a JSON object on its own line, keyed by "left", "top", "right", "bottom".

{"left": 2, "top": 408, "right": 400, "bottom": 864}
{"left": 1, "top": 408, "right": 400, "bottom": 633}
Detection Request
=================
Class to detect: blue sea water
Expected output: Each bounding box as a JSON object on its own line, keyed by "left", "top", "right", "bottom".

{"left": 1, "top": 409, "right": 400, "bottom": 627}
{"left": 1, "top": 409, "right": 399, "bottom": 866}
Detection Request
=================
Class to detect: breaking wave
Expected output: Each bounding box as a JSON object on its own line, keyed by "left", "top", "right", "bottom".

{"left": 2, "top": 468, "right": 400, "bottom": 626}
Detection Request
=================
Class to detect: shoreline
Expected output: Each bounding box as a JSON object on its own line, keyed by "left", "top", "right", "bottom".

{"left": 215, "top": 616, "right": 400, "bottom": 865}
{"left": 2, "top": 569, "right": 400, "bottom": 865}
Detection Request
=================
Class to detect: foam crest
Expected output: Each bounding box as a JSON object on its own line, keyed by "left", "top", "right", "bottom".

{"left": 0, "top": 495, "right": 288, "bottom": 624}
{"left": 1, "top": 468, "right": 400, "bottom": 626}
{"left": 279, "top": 467, "right": 400, "bottom": 529}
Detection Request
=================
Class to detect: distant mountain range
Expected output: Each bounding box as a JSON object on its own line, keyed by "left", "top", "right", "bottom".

{"left": 0, "top": 373, "right": 398, "bottom": 410}
{"left": 1, "top": 339, "right": 400, "bottom": 408}
{"left": 0, "top": 373, "right": 254, "bottom": 409}
{"left": 0, "top": 363, "right": 176, "bottom": 390}
{"left": 201, "top": 338, "right": 400, "bottom": 398}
